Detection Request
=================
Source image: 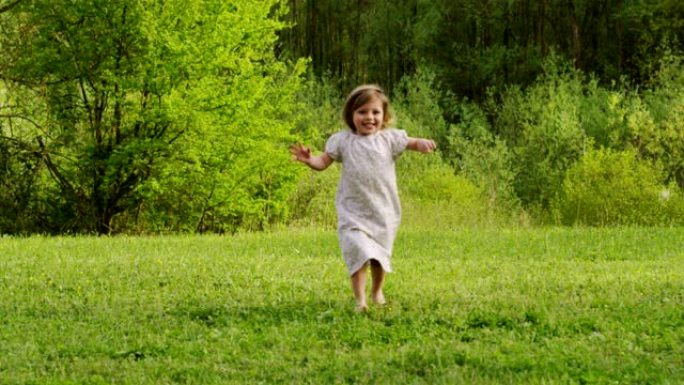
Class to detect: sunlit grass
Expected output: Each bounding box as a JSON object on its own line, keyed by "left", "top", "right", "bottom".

{"left": 1, "top": 227, "right": 683, "bottom": 384}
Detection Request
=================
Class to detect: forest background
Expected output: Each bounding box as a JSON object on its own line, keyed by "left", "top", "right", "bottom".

{"left": 1, "top": 0, "right": 684, "bottom": 235}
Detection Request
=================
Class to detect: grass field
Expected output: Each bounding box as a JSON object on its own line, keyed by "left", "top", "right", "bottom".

{"left": 1, "top": 227, "right": 683, "bottom": 384}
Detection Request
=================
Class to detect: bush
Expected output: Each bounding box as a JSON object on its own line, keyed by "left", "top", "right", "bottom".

{"left": 285, "top": 77, "right": 344, "bottom": 230}
{"left": 440, "top": 99, "right": 519, "bottom": 213}
{"left": 492, "top": 58, "right": 587, "bottom": 210}
{"left": 286, "top": 164, "right": 340, "bottom": 229}
{"left": 398, "top": 152, "right": 522, "bottom": 229}
{"left": 555, "top": 148, "right": 682, "bottom": 226}
{"left": 0, "top": 140, "right": 41, "bottom": 234}
{"left": 392, "top": 69, "right": 449, "bottom": 140}
{"left": 392, "top": 71, "right": 523, "bottom": 228}
{"left": 640, "top": 53, "right": 684, "bottom": 188}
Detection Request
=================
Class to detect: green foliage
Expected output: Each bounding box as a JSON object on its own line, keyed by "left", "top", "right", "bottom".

{"left": 392, "top": 69, "right": 448, "bottom": 140}
{"left": 291, "top": 75, "right": 344, "bottom": 149}
{"left": 440, "top": 99, "right": 520, "bottom": 216}
{"left": 390, "top": 72, "right": 519, "bottom": 227}
{"left": 280, "top": 0, "right": 684, "bottom": 101}
{"left": 0, "top": 0, "right": 305, "bottom": 234}
{"left": 555, "top": 147, "right": 683, "bottom": 226}
{"left": 583, "top": 52, "right": 684, "bottom": 190}
{"left": 0, "top": 135, "right": 42, "bottom": 233}
{"left": 577, "top": 79, "right": 630, "bottom": 149}
{"left": 124, "top": 1, "right": 306, "bottom": 234}
{"left": 441, "top": 52, "right": 684, "bottom": 226}
{"left": 275, "top": 0, "right": 684, "bottom": 224}
{"left": 640, "top": 52, "right": 684, "bottom": 187}
{"left": 286, "top": 164, "right": 340, "bottom": 230}
{"left": 399, "top": 154, "right": 504, "bottom": 229}
{"left": 1, "top": 0, "right": 185, "bottom": 232}
{"left": 278, "top": 0, "right": 418, "bottom": 92}
{"left": 283, "top": 77, "right": 343, "bottom": 230}
{"left": 489, "top": 57, "right": 588, "bottom": 211}
{"left": 412, "top": 0, "right": 544, "bottom": 100}
{"left": 620, "top": 1, "right": 684, "bottom": 81}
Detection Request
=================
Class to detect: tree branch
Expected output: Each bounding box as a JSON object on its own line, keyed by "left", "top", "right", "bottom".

{"left": 36, "top": 136, "right": 81, "bottom": 202}
{"left": 0, "top": 0, "right": 23, "bottom": 14}
{"left": 0, "top": 134, "right": 35, "bottom": 152}
{"left": 0, "top": 114, "right": 44, "bottom": 130}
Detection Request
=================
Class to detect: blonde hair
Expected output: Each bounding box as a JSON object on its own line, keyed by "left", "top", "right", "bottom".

{"left": 342, "top": 84, "right": 392, "bottom": 132}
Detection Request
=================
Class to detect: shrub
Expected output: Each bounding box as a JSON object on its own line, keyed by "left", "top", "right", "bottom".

{"left": 660, "top": 184, "right": 684, "bottom": 225}
{"left": 0, "top": 140, "right": 41, "bottom": 234}
{"left": 284, "top": 77, "right": 344, "bottom": 230}
{"left": 555, "top": 148, "right": 681, "bottom": 226}
{"left": 441, "top": 99, "right": 519, "bottom": 213}
{"left": 487, "top": 57, "right": 588, "bottom": 210}
{"left": 640, "top": 53, "right": 684, "bottom": 188}
{"left": 286, "top": 164, "right": 340, "bottom": 229}
{"left": 392, "top": 69, "right": 449, "bottom": 141}
{"left": 399, "top": 153, "right": 520, "bottom": 229}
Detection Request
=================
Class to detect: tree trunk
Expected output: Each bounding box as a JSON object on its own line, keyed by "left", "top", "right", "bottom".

{"left": 537, "top": 0, "right": 547, "bottom": 55}
{"left": 615, "top": 0, "right": 624, "bottom": 74}
{"left": 568, "top": 0, "right": 581, "bottom": 67}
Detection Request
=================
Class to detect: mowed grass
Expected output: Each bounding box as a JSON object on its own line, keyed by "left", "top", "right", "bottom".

{"left": 1, "top": 227, "right": 683, "bottom": 384}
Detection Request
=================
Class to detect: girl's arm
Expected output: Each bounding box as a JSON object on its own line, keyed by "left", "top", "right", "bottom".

{"left": 407, "top": 137, "right": 437, "bottom": 154}
{"left": 290, "top": 144, "right": 334, "bottom": 171}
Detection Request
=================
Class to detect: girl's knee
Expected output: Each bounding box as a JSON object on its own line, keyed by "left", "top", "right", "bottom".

{"left": 352, "top": 262, "right": 369, "bottom": 277}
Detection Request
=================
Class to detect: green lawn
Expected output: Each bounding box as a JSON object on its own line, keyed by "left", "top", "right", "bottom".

{"left": 1, "top": 227, "right": 683, "bottom": 384}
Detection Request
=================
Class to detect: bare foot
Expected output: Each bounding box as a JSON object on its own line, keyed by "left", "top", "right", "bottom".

{"left": 355, "top": 304, "right": 369, "bottom": 313}
{"left": 372, "top": 291, "right": 386, "bottom": 306}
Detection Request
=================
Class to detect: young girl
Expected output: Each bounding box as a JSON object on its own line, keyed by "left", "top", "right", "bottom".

{"left": 290, "top": 84, "right": 436, "bottom": 312}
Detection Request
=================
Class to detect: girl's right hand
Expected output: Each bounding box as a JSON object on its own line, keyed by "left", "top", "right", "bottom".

{"left": 289, "top": 144, "right": 312, "bottom": 164}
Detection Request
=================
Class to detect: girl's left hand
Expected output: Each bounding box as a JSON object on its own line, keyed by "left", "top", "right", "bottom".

{"left": 416, "top": 139, "right": 437, "bottom": 153}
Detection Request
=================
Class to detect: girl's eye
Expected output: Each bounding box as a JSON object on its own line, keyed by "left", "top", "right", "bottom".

{"left": 355, "top": 108, "right": 382, "bottom": 115}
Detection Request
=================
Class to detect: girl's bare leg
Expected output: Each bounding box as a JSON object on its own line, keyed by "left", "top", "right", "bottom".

{"left": 370, "top": 259, "right": 386, "bottom": 305}
{"left": 351, "top": 263, "right": 369, "bottom": 312}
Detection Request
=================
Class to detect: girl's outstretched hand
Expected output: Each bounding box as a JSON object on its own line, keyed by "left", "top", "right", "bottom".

{"left": 409, "top": 138, "right": 437, "bottom": 154}
{"left": 289, "top": 143, "right": 312, "bottom": 164}
{"left": 418, "top": 139, "right": 437, "bottom": 153}
{"left": 290, "top": 144, "right": 333, "bottom": 171}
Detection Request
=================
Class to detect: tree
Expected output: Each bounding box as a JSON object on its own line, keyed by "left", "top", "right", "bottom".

{"left": 0, "top": 0, "right": 304, "bottom": 234}
{"left": 279, "top": 0, "right": 684, "bottom": 101}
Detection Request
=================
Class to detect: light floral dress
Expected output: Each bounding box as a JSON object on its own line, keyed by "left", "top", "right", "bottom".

{"left": 325, "top": 128, "right": 409, "bottom": 276}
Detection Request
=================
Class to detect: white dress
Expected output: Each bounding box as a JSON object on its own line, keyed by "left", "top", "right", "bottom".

{"left": 325, "top": 128, "right": 409, "bottom": 276}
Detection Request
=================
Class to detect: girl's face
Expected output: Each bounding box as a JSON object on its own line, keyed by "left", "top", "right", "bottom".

{"left": 352, "top": 96, "right": 384, "bottom": 136}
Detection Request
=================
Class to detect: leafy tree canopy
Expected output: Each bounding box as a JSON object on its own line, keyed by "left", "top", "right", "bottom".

{"left": 0, "top": 0, "right": 304, "bottom": 234}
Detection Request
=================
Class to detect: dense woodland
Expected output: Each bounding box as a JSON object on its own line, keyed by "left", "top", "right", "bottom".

{"left": 1, "top": 0, "right": 684, "bottom": 234}
{"left": 277, "top": 0, "right": 684, "bottom": 98}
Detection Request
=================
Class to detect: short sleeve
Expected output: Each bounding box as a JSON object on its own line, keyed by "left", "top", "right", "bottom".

{"left": 325, "top": 132, "right": 344, "bottom": 161}
{"left": 385, "top": 129, "right": 409, "bottom": 158}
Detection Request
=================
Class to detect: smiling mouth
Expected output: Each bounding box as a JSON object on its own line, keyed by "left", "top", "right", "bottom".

{"left": 357, "top": 125, "right": 376, "bottom": 135}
